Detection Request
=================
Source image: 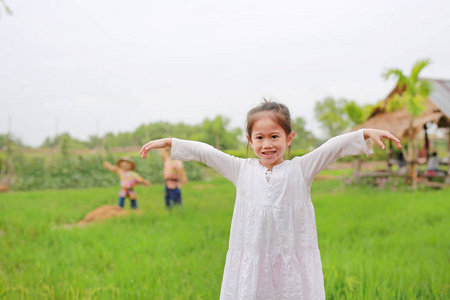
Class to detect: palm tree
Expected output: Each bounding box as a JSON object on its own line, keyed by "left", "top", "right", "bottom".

{"left": 383, "top": 58, "right": 432, "bottom": 188}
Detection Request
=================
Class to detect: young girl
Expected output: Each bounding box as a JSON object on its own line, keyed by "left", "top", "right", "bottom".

{"left": 140, "top": 101, "right": 401, "bottom": 300}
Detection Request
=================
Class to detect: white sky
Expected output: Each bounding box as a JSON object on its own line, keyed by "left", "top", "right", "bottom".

{"left": 1, "top": 0, "right": 449, "bottom": 147}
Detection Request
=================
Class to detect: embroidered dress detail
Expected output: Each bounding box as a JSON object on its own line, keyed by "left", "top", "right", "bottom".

{"left": 265, "top": 170, "right": 272, "bottom": 182}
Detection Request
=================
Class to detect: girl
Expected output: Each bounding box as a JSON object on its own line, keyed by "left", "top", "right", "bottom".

{"left": 140, "top": 101, "right": 401, "bottom": 300}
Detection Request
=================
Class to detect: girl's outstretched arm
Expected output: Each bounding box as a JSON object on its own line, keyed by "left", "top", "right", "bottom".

{"left": 140, "top": 138, "right": 173, "bottom": 158}
{"left": 363, "top": 129, "right": 402, "bottom": 150}
{"left": 298, "top": 129, "right": 400, "bottom": 185}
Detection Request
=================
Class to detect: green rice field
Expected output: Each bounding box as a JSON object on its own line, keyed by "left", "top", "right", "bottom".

{"left": 0, "top": 176, "right": 448, "bottom": 299}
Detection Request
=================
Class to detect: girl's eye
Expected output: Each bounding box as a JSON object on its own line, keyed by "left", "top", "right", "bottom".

{"left": 272, "top": 135, "right": 278, "bottom": 139}
{"left": 256, "top": 136, "right": 263, "bottom": 140}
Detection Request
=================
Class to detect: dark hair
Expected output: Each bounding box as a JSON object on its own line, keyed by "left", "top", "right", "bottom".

{"left": 246, "top": 99, "right": 293, "bottom": 157}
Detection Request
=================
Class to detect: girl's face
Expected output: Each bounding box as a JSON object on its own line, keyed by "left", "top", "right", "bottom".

{"left": 247, "top": 114, "right": 295, "bottom": 171}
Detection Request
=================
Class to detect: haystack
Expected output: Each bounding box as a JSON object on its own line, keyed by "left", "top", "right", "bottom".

{"left": 0, "top": 183, "right": 8, "bottom": 192}
{"left": 77, "top": 205, "right": 130, "bottom": 225}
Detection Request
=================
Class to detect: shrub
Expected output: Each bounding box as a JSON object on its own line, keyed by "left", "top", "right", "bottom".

{"left": 2, "top": 152, "right": 203, "bottom": 191}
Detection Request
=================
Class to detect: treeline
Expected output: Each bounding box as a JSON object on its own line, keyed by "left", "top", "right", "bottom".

{"left": 38, "top": 114, "right": 320, "bottom": 152}
{"left": 0, "top": 97, "right": 374, "bottom": 153}
{"left": 41, "top": 116, "right": 243, "bottom": 151}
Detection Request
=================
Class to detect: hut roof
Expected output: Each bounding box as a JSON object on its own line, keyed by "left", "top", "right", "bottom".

{"left": 425, "top": 78, "right": 450, "bottom": 116}
{"left": 352, "top": 78, "right": 450, "bottom": 138}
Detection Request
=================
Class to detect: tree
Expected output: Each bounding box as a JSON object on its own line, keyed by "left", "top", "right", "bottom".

{"left": 192, "top": 116, "right": 242, "bottom": 150}
{"left": 87, "top": 135, "right": 102, "bottom": 149}
{"left": 344, "top": 100, "right": 373, "bottom": 126}
{"left": 0, "top": 134, "right": 23, "bottom": 149}
{"left": 383, "top": 58, "right": 432, "bottom": 188}
{"left": 40, "top": 133, "right": 88, "bottom": 152}
{"left": 290, "top": 117, "right": 316, "bottom": 150}
{"left": 314, "top": 97, "right": 349, "bottom": 138}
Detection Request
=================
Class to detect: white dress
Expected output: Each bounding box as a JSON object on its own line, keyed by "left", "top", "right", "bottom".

{"left": 171, "top": 129, "right": 372, "bottom": 300}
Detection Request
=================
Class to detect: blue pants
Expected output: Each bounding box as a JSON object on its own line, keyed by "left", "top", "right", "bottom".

{"left": 165, "top": 186, "right": 181, "bottom": 208}
{"left": 118, "top": 197, "right": 138, "bottom": 209}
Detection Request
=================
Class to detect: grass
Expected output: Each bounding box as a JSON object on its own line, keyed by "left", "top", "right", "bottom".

{"left": 312, "top": 180, "right": 449, "bottom": 299}
{"left": 0, "top": 176, "right": 449, "bottom": 299}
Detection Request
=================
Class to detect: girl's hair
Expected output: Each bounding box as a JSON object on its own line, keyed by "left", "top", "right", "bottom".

{"left": 246, "top": 99, "right": 293, "bottom": 137}
{"left": 246, "top": 99, "right": 293, "bottom": 156}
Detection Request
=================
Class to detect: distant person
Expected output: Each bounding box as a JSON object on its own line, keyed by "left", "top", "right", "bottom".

{"left": 426, "top": 151, "right": 440, "bottom": 172}
{"left": 397, "top": 151, "right": 407, "bottom": 175}
{"left": 426, "top": 151, "right": 447, "bottom": 176}
{"left": 139, "top": 100, "right": 402, "bottom": 299}
{"left": 103, "top": 157, "right": 151, "bottom": 209}
{"left": 160, "top": 148, "right": 187, "bottom": 208}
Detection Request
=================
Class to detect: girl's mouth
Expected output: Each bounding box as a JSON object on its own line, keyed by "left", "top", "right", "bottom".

{"left": 262, "top": 151, "right": 275, "bottom": 157}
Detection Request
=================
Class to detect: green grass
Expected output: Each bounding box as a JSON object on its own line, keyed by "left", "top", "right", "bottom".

{"left": 312, "top": 181, "right": 449, "bottom": 299}
{"left": 0, "top": 178, "right": 448, "bottom": 299}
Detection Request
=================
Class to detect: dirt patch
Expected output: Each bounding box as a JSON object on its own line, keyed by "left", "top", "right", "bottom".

{"left": 58, "top": 205, "right": 141, "bottom": 229}
{"left": 315, "top": 174, "right": 340, "bottom": 180}
{"left": 328, "top": 162, "right": 354, "bottom": 170}
{"left": 77, "top": 205, "right": 131, "bottom": 225}
{"left": 0, "top": 184, "right": 9, "bottom": 193}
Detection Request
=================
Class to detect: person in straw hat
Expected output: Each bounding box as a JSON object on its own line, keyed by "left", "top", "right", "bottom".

{"left": 103, "top": 157, "right": 151, "bottom": 209}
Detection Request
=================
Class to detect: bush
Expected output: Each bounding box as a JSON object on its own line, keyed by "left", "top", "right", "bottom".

{"left": 2, "top": 152, "right": 204, "bottom": 191}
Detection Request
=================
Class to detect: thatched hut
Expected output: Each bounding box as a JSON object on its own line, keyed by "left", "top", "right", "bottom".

{"left": 353, "top": 78, "right": 450, "bottom": 140}
{"left": 352, "top": 78, "right": 450, "bottom": 184}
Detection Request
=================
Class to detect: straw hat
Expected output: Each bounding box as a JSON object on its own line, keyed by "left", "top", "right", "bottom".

{"left": 116, "top": 157, "right": 136, "bottom": 170}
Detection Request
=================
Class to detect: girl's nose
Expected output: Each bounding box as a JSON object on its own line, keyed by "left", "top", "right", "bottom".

{"left": 262, "top": 139, "right": 272, "bottom": 148}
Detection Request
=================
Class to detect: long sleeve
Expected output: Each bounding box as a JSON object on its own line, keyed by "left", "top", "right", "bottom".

{"left": 170, "top": 138, "right": 245, "bottom": 185}
{"left": 297, "top": 129, "right": 373, "bottom": 185}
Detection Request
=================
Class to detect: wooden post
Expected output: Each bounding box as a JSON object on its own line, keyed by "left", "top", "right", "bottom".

{"left": 409, "top": 117, "right": 418, "bottom": 189}
{"left": 424, "top": 123, "right": 429, "bottom": 159}
{"left": 354, "top": 157, "right": 361, "bottom": 172}
{"left": 387, "top": 140, "right": 393, "bottom": 171}
{"left": 447, "top": 127, "right": 450, "bottom": 167}
{"left": 446, "top": 128, "right": 450, "bottom": 185}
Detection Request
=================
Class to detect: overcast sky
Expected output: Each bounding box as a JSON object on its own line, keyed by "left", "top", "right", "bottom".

{"left": 1, "top": 0, "right": 449, "bottom": 147}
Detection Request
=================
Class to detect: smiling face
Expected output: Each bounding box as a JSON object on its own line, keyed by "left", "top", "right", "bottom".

{"left": 247, "top": 113, "right": 295, "bottom": 171}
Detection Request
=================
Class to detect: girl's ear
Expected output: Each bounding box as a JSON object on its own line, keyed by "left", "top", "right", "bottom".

{"left": 247, "top": 135, "right": 255, "bottom": 150}
{"left": 287, "top": 131, "right": 295, "bottom": 146}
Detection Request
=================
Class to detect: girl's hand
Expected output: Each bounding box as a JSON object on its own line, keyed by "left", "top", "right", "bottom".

{"left": 140, "top": 138, "right": 173, "bottom": 158}
{"left": 363, "top": 129, "right": 402, "bottom": 150}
